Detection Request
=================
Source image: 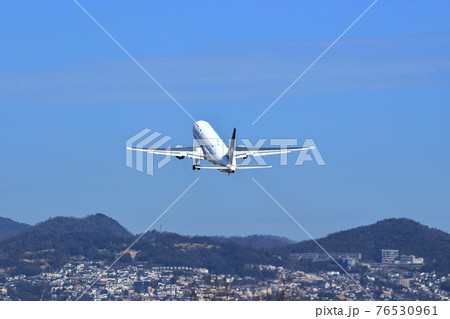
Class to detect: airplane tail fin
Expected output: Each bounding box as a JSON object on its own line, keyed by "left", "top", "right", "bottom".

{"left": 228, "top": 128, "right": 236, "bottom": 166}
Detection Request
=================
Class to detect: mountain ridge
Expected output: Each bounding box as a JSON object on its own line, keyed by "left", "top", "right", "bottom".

{"left": 0, "top": 214, "right": 448, "bottom": 276}
{"left": 0, "top": 217, "right": 31, "bottom": 241}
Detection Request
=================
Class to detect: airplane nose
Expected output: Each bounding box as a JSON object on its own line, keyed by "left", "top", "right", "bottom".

{"left": 194, "top": 120, "right": 207, "bottom": 126}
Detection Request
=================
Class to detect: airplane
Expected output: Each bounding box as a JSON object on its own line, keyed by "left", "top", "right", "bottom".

{"left": 126, "top": 120, "right": 314, "bottom": 174}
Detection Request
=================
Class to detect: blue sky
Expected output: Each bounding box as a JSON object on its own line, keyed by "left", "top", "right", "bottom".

{"left": 0, "top": 1, "right": 449, "bottom": 241}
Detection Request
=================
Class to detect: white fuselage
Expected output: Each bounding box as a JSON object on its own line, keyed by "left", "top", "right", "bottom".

{"left": 193, "top": 120, "right": 231, "bottom": 168}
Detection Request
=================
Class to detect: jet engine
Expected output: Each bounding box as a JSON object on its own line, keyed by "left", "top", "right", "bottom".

{"left": 175, "top": 145, "right": 185, "bottom": 159}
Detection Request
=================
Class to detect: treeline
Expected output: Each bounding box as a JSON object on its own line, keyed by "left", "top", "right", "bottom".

{"left": 0, "top": 215, "right": 448, "bottom": 277}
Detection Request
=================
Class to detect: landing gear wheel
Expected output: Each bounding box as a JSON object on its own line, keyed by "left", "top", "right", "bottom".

{"left": 192, "top": 165, "right": 196, "bottom": 170}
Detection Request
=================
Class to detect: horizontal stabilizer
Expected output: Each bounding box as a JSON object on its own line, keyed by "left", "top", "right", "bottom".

{"left": 194, "top": 165, "right": 227, "bottom": 169}
{"left": 235, "top": 165, "right": 272, "bottom": 169}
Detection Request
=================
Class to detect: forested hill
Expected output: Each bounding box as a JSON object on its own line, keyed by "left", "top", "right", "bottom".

{"left": 0, "top": 215, "right": 448, "bottom": 276}
{"left": 214, "top": 234, "right": 295, "bottom": 249}
{"left": 30, "top": 213, "right": 133, "bottom": 238}
{"left": 0, "top": 217, "right": 30, "bottom": 241}
{"left": 277, "top": 218, "right": 450, "bottom": 274}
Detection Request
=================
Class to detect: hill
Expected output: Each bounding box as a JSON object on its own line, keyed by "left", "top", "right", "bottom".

{"left": 0, "top": 214, "right": 134, "bottom": 275}
{"left": 214, "top": 234, "right": 295, "bottom": 249}
{"left": 0, "top": 215, "right": 448, "bottom": 276}
{"left": 278, "top": 218, "right": 450, "bottom": 274}
{"left": 31, "top": 213, "right": 132, "bottom": 237}
{"left": 132, "top": 231, "right": 282, "bottom": 275}
{"left": 0, "top": 217, "right": 30, "bottom": 241}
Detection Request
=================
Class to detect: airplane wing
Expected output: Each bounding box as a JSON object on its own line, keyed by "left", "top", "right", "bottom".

{"left": 126, "top": 146, "right": 205, "bottom": 160}
{"left": 234, "top": 146, "right": 315, "bottom": 158}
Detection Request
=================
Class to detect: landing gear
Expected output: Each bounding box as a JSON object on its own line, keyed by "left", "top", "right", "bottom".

{"left": 193, "top": 159, "right": 200, "bottom": 170}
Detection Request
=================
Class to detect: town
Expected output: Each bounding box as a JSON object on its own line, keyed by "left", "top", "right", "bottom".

{"left": 0, "top": 258, "right": 448, "bottom": 301}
